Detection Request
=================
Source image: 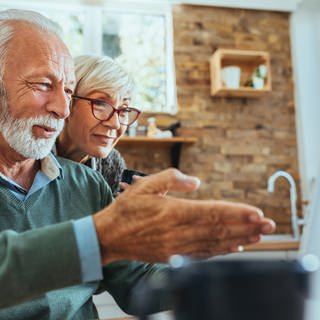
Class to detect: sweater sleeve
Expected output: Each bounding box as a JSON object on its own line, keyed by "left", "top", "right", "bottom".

{"left": 100, "top": 260, "right": 171, "bottom": 315}
{"left": 0, "top": 221, "right": 82, "bottom": 308}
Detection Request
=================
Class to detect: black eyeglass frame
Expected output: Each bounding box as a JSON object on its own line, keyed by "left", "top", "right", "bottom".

{"left": 72, "top": 95, "right": 141, "bottom": 126}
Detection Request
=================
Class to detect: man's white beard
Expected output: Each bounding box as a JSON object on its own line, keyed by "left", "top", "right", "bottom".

{"left": 0, "top": 98, "right": 64, "bottom": 160}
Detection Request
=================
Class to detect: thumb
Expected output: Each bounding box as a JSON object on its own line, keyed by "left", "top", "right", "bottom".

{"left": 131, "top": 168, "right": 201, "bottom": 195}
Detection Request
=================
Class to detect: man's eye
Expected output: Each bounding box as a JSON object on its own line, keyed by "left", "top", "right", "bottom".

{"left": 36, "top": 82, "right": 52, "bottom": 90}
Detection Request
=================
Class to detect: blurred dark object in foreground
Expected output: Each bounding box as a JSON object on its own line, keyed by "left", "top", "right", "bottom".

{"left": 131, "top": 258, "right": 313, "bottom": 320}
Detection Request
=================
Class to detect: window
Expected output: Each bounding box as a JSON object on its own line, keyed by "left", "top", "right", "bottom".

{"left": 0, "top": 1, "right": 176, "bottom": 114}
{"left": 43, "top": 11, "right": 85, "bottom": 57}
{"left": 102, "top": 12, "right": 167, "bottom": 112}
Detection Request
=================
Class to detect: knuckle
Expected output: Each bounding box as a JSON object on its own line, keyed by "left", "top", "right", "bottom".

{"left": 208, "top": 212, "right": 220, "bottom": 225}
{"left": 212, "top": 224, "right": 229, "bottom": 240}
{"left": 166, "top": 167, "right": 180, "bottom": 180}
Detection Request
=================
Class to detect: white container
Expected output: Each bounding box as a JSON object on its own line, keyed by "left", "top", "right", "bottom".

{"left": 221, "top": 66, "right": 241, "bottom": 89}
{"left": 257, "top": 64, "right": 268, "bottom": 78}
{"left": 252, "top": 76, "right": 265, "bottom": 89}
{"left": 147, "top": 117, "right": 157, "bottom": 138}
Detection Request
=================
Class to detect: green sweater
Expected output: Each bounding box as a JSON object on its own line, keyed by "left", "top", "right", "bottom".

{"left": 0, "top": 157, "right": 167, "bottom": 319}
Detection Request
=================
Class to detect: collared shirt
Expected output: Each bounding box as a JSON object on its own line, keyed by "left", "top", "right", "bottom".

{"left": 0, "top": 153, "right": 102, "bottom": 283}
{"left": 0, "top": 154, "right": 62, "bottom": 200}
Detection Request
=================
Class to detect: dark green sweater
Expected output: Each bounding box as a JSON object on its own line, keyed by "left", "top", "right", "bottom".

{"left": 0, "top": 157, "right": 167, "bottom": 319}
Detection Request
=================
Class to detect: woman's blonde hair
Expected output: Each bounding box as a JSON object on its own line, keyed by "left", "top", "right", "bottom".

{"left": 74, "top": 55, "right": 136, "bottom": 103}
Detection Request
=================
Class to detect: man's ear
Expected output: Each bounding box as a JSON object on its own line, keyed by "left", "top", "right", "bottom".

{"left": 0, "top": 81, "right": 5, "bottom": 96}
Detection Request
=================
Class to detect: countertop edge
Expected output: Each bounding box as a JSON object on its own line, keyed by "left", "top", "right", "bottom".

{"left": 244, "top": 241, "right": 300, "bottom": 251}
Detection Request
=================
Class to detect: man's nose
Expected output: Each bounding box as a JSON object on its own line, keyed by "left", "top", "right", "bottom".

{"left": 46, "top": 87, "right": 70, "bottom": 119}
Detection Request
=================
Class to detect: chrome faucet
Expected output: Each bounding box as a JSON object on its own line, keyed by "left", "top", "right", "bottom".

{"left": 268, "top": 171, "right": 304, "bottom": 240}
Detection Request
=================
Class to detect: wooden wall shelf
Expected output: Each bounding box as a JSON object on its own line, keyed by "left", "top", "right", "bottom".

{"left": 210, "top": 48, "right": 272, "bottom": 98}
{"left": 118, "top": 136, "right": 197, "bottom": 168}
{"left": 118, "top": 136, "right": 197, "bottom": 145}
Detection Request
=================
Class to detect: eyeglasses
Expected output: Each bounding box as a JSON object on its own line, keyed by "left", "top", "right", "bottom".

{"left": 72, "top": 95, "right": 141, "bottom": 126}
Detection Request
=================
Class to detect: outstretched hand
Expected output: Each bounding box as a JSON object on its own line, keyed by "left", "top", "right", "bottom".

{"left": 93, "top": 168, "right": 275, "bottom": 265}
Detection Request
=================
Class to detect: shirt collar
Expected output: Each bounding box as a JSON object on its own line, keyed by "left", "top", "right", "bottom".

{"left": 0, "top": 152, "right": 63, "bottom": 200}
{"left": 0, "top": 152, "right": 62, "bottom": 182}
{"left": 41, "top": 152, "right": 63, "bottom": 180}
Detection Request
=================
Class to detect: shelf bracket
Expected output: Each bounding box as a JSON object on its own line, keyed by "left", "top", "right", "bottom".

{"left": 170, "top": 142, "right": 182, "bottom": 168}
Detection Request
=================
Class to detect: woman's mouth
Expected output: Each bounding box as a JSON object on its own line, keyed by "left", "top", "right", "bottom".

{"left": 93, "top": 134, "right": 116, "bottom": 145}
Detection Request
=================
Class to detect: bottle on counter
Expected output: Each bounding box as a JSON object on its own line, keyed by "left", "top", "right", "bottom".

{"left": 147, "top": 117, "right": 157, "bottom": 138}
{"left": 128, "top": 120, "right": 138, "bottom": 137}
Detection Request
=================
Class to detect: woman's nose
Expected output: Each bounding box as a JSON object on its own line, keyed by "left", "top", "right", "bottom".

{"left": 101, "top": 111, "right": 121, "bottom": 129}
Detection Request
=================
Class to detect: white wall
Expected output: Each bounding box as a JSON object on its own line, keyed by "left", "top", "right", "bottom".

{"left": 291, "top": 7, "right": 320, "bottom": 213}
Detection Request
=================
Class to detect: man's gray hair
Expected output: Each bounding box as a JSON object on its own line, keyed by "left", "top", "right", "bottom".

{"left": 74, "top": 55, "right": 136, "bottom": 102}
{"left": 0, "top": 9, "right": 62, "bottom": 80}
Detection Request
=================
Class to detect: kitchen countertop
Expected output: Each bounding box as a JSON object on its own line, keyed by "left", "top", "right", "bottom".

{"left": 244, "top": 235, "right": 300, "bottom": 251}
{"left": 106, "top": 317, "right": 134, "bottom": 320}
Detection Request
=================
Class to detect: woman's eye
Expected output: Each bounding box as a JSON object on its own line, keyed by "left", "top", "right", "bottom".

{"left": 121, "top": 107, "right": 132, "bottom": 113}
{"left": 94, "top": 100, "right": 107, "bottom": 107}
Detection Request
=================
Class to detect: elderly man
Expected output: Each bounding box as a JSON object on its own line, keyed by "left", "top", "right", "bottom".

{"left": 0, "top": 8, "right": 275, "bottom": 319}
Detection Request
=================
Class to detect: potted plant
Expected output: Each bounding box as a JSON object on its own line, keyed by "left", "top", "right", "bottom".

{"left": 245, "top": 64, "right": 268, "bottom": 89}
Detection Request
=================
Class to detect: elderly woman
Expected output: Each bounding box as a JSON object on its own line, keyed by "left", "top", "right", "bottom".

{"left": 56, "top": 55, "right": 141, "bottom": 194}
{"left": 55, "top": 55, "right": 168, "bottom": 316}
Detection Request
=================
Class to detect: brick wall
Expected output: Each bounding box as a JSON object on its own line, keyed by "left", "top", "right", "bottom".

{"left": 117, "top": 5, "right": 300, "bottom": 234}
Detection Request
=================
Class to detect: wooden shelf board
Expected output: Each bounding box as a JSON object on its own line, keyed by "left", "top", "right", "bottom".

{"left": 118, "top": 136, "right": 197, "bottom": 145}
{"left": 212, "top": 86, "right": 271, "bottom": 98}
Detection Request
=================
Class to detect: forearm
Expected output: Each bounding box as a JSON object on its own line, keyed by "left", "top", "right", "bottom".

{"left": 0, "top": 221, "right": 82, "bottom": 308}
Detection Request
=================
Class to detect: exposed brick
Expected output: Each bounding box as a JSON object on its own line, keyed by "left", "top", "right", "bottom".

{"left": 120, "top": 5, "right": 300, "bottom": 235}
